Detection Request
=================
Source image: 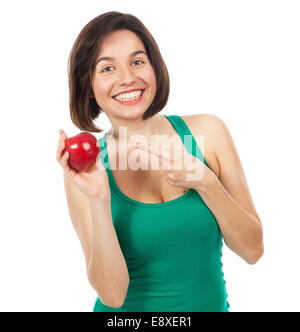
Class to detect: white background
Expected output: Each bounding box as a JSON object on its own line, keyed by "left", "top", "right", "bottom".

{"left": 0, "top": 0, "right": 299, "bottom": 312}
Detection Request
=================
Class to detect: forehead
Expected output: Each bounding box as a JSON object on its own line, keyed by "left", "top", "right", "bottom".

{"left": 99, "top": 29, "right": 146, "bottom": 55}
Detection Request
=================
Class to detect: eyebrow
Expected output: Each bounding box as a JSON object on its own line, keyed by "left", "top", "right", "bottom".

{"left": 96, "top": 50, "right": 147, "bottom": 66}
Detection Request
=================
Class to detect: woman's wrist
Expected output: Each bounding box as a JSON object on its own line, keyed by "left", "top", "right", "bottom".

{"left": 194, "top": 168, "right": 218, "bottom": 195}
{"left": 88, "top": 191, "right": 111, "bottom": 206}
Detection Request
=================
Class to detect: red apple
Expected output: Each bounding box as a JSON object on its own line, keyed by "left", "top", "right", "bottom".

{"left": 62, "top": 132, "right": 100, "bottom": 172}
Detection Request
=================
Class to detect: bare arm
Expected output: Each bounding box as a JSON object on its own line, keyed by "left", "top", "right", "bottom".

{"left": 58, "top": 130, "right": 129, "bottom": 308}
{"left": 194, "top": 115, "right": 264, "bottom": 264}
{"left": 63, "top": 175, "right": 92, "bottom": 270}
{"left": 87, "top": 195, "right": 130, "bottom": 308}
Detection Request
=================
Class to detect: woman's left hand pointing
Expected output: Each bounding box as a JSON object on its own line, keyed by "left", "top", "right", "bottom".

{"left": 135, "top": 140, "right": 215, "bottom": 192}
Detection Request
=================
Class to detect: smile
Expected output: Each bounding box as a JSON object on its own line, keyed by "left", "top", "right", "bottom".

{"left": 113, "top": 89, "right": 145, "bottom": 105}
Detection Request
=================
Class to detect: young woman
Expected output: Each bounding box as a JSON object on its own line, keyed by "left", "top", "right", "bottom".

{"left": 56, "top": 11, "right": 263, "bottom": 312}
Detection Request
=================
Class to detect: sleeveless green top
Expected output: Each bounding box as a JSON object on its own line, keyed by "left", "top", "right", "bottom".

{"left": 93, "top": 115, "right": 229, "bottom": 312}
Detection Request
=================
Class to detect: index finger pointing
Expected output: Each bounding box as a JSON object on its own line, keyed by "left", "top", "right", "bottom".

{"left": 136, "top": 142, "right": 175, "bottom": 170}
{"left": 136, "top": 142, "right": 162, "bottom": 159}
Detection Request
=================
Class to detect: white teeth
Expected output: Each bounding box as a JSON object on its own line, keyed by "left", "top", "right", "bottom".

{"left": 114, "top": 90, "right": 143, "bottom": 101}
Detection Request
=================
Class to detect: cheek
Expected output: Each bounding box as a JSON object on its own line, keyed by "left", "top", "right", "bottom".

{"left": 92, "top": 78, "right": 112, "bottom": 96}
{"left": 142, "top": 67, "right": 157, "bottom": 89}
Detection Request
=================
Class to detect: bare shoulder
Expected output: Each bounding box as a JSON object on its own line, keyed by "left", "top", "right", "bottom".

{"left": 184, "top": 114, "right": 261, "bottom": 221}
{"left": 180, "top": 113, "right": 224, "bottom": 178}
{"left": 181, "top": 113, "right": 227, "bottom": 148}
{"left": 181, "top": 113, "right": 225, "bottom": 132}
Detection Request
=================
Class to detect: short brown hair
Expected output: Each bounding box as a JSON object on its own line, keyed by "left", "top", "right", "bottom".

{"left": 67, "top": 11, "right": 170, "bottom": 133}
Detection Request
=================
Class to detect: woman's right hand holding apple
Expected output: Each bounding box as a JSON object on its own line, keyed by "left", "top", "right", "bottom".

{"left": 56, "top": 129, "right": 111, "bottom": 201}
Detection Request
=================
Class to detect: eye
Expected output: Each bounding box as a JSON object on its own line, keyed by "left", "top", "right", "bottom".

{"left": 101, "top": 66, "right": 114, "bottom": 73}
{"left": 133, "top": 60, "right": 144, "bottom": 66}
{"left": 101, "top": 60, "right": 145, "bottom": 73}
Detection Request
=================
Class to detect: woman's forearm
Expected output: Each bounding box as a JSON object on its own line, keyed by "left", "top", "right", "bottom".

{"left": 196, "top": 175, "right": 264, "bottom": 264}
{"left": 87, "top": 196, "right": 129, "bottom": 308}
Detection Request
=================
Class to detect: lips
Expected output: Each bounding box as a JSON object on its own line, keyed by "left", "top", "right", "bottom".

{"left": 113, "top": 89, "right": 144, "bottom": 98}
{"left": 113, "top": 89, "right": 145, "bottom": 105}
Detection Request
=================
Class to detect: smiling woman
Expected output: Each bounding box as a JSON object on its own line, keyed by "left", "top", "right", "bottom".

{"left": 90, "top": 28, "right": 160, "bottom": 124}
{"left": 67, "top": 11, "right": 170, "bottom": 133}
{"left": 59, "top": 10, "right": 263, "bottom": 314}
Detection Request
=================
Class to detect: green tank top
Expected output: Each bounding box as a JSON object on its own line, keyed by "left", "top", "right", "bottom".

{"left": 93, "top": 115, "right": 229, "bottom": 312}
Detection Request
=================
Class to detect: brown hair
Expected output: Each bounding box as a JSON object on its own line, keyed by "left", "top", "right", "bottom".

{"left": 67, "top": 11, "right": 170, "bottom": 133}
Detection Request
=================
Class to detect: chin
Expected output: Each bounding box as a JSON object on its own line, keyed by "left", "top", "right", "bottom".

{"left": 118, "top": 107, "right": 148, "bottom": 118}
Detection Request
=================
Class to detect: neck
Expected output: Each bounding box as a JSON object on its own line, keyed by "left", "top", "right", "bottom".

{"left": 107, "top": 113, "right": 165, "bottom": 143}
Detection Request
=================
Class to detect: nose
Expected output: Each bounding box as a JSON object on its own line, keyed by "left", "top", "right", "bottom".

{"left": 118, "top": 66, "right": 136, "bottom": 85}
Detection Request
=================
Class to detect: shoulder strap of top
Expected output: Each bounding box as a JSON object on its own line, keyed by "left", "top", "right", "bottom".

{"left": 164, "top": 115, "right": 209, "bottom": 167}
{"left": 98, "top": 134, "right": 110, "bottom": 171}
